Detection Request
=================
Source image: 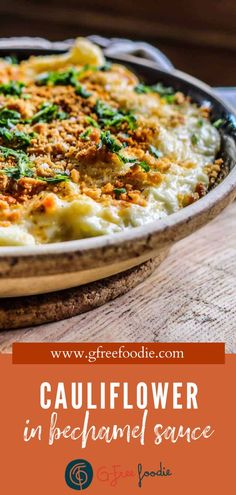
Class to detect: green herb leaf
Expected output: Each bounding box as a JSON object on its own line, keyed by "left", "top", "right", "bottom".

{"left": 134, "top": 83, "right": 150, "bottom": 95}
{"left": 117, "top": 154, "right": 137, "bottom": 164}
{"left": 30, "top": 102, "right": 67, "bottom": 124}
{"left": 4, "top": 55, "right": 18, "bottom": 65}
{"left": 138, "top": 161, "right": 150, "bottom": 172}
{"left": 1, "top": 166, "right": 20, "bottom": 179}
{"left": 99, "top": 61, "right": 112, "bottom": 71}
{"left": 38, "top": 173, "right": 69, "bottom": 184}
{"left": 55, "top": 110, "right": 68, "bottom": 120}
{"left": 0, "top": 146, "right": 27, "bottom": 162}
{"left": 135, "top": 82, "right": 174, "bottom": 97}
{"left": 85, "top": 116, "right": 100, "bottom": 128}
{"left": 191, "top": 134, "right": 199, "bottom": 145}
{"left": 164, "top": 94, "right": 175, "bottom": 104}
{"left": 36, "top": 67, "right": 78, "bottom": 86}
{"left": 36, "top": 67, "right": 91, "bottom": 98}
{"left": 113, "top": 187, "right": 126, "bottom": 198}
{"left": 197, "top": 119, "right": 204, "bottom": 127}
{"left": 0, "top": 107, "right": 21, "bottom": 128}
{"left": 95, "top": 100, "right": 137, "bottom": 130}
{"left": 0, "top": 145, "right": 33, "bottom": 179}
{"left": 213, "top": 118, "right": 225, "bottom": 128}
{"left": 80, "top": 127, "right": 92, "bottom": 140}
{"left": 75, "top": 83, "right": 91, "bottom": 98}
{"left": 2, "top": 165, "right": 33, "bottom": 180}
{"left": 0, "top": 128, "right": 35, "bottom": 148}
{"left": 152, "top": 82, "right": 174, "bottom": 96}
{"left": 0, "top": 108, "right": 21, "bottom": 120}
{"left": 0, "top": 81, "right": 25, "bottom": 97}
{"left": 100, "top": 130, "right": 123, "bottom": 153}
{"left": 95, "top": 100, "right": 117, "bottom": 120}
{"left": 117, "top": 154, "right": 150, "bottom": 172}
{"left": 149, "top": 144, "right": 162, "bottom": 158}
{"left": 37, "top": 63, "right": 111, "bottom": 87}
{"left": 0, "top": 128, "right": 12, "bottom": 141}
{"left": 22, "top": 94, "right": 31, "bottom": 100}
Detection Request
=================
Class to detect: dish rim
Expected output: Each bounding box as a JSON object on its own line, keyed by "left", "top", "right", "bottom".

{"left": 0, "top": 49, "right": 235, "bottom": 258}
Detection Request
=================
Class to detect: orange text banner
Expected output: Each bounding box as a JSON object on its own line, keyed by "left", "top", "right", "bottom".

{"left": 0, "top": 354, "right": 235, "bottom": 495}
{"left": 12, "top": 342, "right": 225, "bottom": 364}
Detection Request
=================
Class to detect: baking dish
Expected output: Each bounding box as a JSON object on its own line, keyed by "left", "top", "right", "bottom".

{"left": 0, "top": 45, "right": 235, "bottom": 297}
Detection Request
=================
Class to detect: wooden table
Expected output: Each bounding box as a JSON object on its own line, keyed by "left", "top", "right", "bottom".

{"left": 1, "top": 0, "right": 236, "bottom": 86}
{"left": 0, "top": 201, "right": 235, "bottom": 353}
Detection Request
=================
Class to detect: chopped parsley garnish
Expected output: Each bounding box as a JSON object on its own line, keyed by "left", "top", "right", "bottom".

{"left": 100, "top": 130, "right": 123, "bottom": 153}
{"left": 117, "top": 153, "right": 150, "bottom": 171}
{"left": 30, "top": 102, "right": 68, "bottom": 124}
{"left": 117, "top": 154, "right": 137, "bottom": 164}
{"left": 0, "top": 145, "right": 70, "bottom": 183}
{"left": 149, "top": 144, "right": 162, "bottom": 158}
{"left": 134, "top": 83, "right": 151, "bottom": 94}
{"left": 36, "top": 67, "right": 79, "bottom": 86}
{"left": 0, "top": 128, "right": 12, "bottom": 141}
{"left": 85, "top": 116, "right": 100, "bottom": 128}
{"left": 0, "top": 103, "right": 35, "bottom": 154}
{"left": 80, "top": 127, "right": 92, "bottom": 140}
{"left": 99, "top": 61, "right": 112, "bottom": 71}
{"left": 4, "top": 55, "right": 18, "bottom": 65}
{"left": 135, "top": 82, "right": 174, "bottom": 98}
{"left": 95, "top": 100, "right": 137, "bottom": 130}
{"left": 213, "top": 118, "right": 225, "bottom": 128}
{"left": 75, "top": 84, "right": 91, "bottom": 98}
{"left": 0, "top": 108, "right": 21, "bottom": 120}
{"left": 1, "top": 165, "right": 33, "bottom": 180}
{"left": 164, "top": 94, "right": 175, "bottom": 104}
{"left": 38, "top": 173, "right": 69, "bottom": 183}
{"left": 0, "top": 142, "right": 71, "bottom": 184}
{"left": 37, "top": 62, "right": 111, "bottom": 86}
{"left": 36, "top": 67, "right": 91, "bottom": 98}
{"left": 0, "top": 81, "right": 25, "bottom": 97}
{"left": 0, "top": 128, "right": 35, "bottom": 148}
{"left": 197, "top": 119, "right": 204, "bottom": 127}
{"left": 138, "top": 161, "right": 150, "bottom": 172}
{"left": 99, "top": 133, "right": 151, "bottom": 171}
{"left": 113, "top": 187, "right": 126, "bottom": 198}
{"left": 0, "top": 108, "right": 21, "bottom": 127}
{"left": 191, "top": 134, "right": 199, "bottom": 145}
{"left": 95, "top": 100, "right": 117, "bottom": 121}
{"left": 0, "top": 146, "right": 34, "bottom": 180}
{"left": 56, "top": 109, "right": 68, "bottom": 120}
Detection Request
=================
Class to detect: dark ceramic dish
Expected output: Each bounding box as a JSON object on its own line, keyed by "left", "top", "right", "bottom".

{"left": 0, "top": 45, "right": 235, "bottom": 297}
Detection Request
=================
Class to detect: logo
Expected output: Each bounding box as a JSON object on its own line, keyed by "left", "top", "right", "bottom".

{"left": 65, "top": 459, "right": 93, "bottom": 491}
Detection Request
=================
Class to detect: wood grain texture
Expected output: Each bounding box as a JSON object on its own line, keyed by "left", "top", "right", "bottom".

{"left": 0, "top": 0, "right": 236, "bottom": 85}
{"left": 0, "top": 202, "right": 235, "bottom": 353}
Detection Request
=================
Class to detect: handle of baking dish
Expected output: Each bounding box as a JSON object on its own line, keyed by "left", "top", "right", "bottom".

{"left": 0, "top": 35, "right": 174, "bottom": 72}
{"left": 88, "top": 35, "right": 174, "bottom": 71}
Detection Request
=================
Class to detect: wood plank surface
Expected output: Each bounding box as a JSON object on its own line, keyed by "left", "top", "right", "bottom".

{"left": 1, "top": 201, "right": 235, "bottom": 353}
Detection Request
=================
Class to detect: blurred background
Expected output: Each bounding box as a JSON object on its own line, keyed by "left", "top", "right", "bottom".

{"left": 0, "top": 0, "right": 235, "bottom": 86}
